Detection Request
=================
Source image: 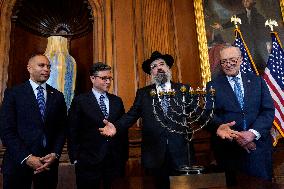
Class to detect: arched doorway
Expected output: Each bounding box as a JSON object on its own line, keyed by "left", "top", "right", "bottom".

{"left": 0, "top": 0, "right": 114, "bottom": 103}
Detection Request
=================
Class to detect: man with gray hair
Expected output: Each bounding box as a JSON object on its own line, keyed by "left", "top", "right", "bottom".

{"left": 207, "top": 45, "right": 274, "bottom": 185}
{"left": 100, "top": 51, "right": 194, "bottom": 189}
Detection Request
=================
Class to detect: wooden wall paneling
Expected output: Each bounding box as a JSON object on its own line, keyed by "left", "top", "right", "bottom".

{"left": 141, "top": 0, "right": 178, "bottom": 84}
{"left": 172, "top": 0, "right": 201, "bottom": 88}
{"left": 8, "top": 26, "right": 47, "bottom": 88}
{"left": 133, "top": 0, "right": 146, "bottom": 90}
{"left": 113, "top": 0, "right": 136, "bottom": 110}
{"left": 0, "top": 0, "right": 17, "bottom": 102}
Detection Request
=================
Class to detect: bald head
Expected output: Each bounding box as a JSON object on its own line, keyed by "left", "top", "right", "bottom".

{"left": 27, "top": 54, "right": 51, "bottom": 84}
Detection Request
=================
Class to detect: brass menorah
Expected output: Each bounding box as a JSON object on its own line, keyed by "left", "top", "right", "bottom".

{"left": 150, "top": 85, "right": 216, "bottom": 174}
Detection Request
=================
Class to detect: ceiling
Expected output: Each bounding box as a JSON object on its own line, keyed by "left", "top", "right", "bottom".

{"left": 12, "top": 0, "right": 94, "bottom": 38}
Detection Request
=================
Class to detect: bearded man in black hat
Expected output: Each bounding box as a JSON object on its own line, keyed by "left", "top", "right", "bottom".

{"left": 99, "top": 51, "right": 194, "bottom": 189}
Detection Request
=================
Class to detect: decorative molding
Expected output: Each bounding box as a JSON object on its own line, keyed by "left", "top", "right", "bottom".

{"left": 0, "top": 0, "right": 111, "bottom": 103}
{"left": 193, "top": 0, "right": 211, "bottom": 87}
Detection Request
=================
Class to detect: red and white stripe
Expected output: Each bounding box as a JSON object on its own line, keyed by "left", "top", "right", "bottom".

{"left": 263, "top": 68, "right": 284, "bottom": 142}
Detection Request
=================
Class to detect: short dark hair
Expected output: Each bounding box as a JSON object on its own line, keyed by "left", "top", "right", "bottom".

{"left": 28, "top": 54, "right": 49, "bottom": 64}
{"left": 89, "top": 62, "right": 111, "bottom": 76}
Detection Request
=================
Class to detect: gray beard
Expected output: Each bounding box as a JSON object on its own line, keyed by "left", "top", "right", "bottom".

{"left": 151, "top": 72, "right": 172, "bottom": 86}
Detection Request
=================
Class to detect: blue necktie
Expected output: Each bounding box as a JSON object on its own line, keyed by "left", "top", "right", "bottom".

{"left": 99, "top": 95, "right": 109, "bottom": 118}
{"left": 232, "top": 77, "right": 246, "bottom": 130}
{"left": 160, "top": 84, "right": 169, "bottom": 113}
{"left": 36, "top": 85, "right": 47, "bottom": 147}
{"left": 37, "top": 86, "right": 46, "bottom": 120}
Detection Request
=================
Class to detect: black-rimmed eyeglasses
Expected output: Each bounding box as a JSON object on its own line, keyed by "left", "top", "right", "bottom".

{"left": 94, "top": 76, "right": 113, "bottom": 82}
{"left": 220, "top": 57, "right": 241, "bottom": 66}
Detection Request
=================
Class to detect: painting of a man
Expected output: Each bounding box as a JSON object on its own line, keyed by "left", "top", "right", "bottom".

{"left": 205, "top": 0, "right": 284, "bottom": 76}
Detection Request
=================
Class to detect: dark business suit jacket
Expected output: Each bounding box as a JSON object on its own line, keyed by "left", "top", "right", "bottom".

{"left": 207, "top": 73, "right": 275, "bottom": 180}
{"left": 67, "top": 91, "right": 127, "bottom": 170}
{"left": 116, "top": 82, "right": 193, "bottom": 170}
{"left": 0, "top": 81, "right": 67, "bottom": 174}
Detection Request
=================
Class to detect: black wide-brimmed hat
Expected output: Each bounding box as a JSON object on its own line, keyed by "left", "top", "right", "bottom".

{"left": 142, "top": 51, "right": 174, "bottom": 75}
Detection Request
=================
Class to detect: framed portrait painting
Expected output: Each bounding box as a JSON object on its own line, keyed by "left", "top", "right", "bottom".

{"left": 194, "top": 0, "right": 284, "bottom": 82}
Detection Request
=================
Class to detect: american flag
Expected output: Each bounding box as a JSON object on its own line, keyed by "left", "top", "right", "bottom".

{"left": 263, "top": 32, "right": 284, "bottom": 146}
{"left": 233, "top": 28, "right": 259, "bottom": 75}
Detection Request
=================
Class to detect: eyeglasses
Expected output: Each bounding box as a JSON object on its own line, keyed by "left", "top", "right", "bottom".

{"left": 94, "top": 76, "right": 113, "bottom": 82}
{"left": 220, "top": 57, "right": 241, "bottom": 66}
{"left": 150, "top": 62, "right": 166, "bottom": 70}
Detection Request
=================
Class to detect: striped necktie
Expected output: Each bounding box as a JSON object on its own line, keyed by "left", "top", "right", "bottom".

{"left": 36, "top": 85, "right": 47, "bottom": 147}
{"left": 232, "top": 77, "right": 244, "bottom": 109}
{"left": 37, "top": 86, "right": 46, "bottom": 120}
{"left": 99, "top": 95, "right": 109, "bottom": 118}
{"left": 232, "top": 77, "right": 246, "bottom": 130}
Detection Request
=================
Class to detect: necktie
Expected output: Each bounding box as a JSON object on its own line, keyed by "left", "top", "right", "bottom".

{"left": 37, "top": 86, "right": 46, "bottom": 120}
{"left": 232, "top": 77, "right": 246, "bottom": 130}
{"left": 99, "top": 95, "right": 109, "bottom": 118}
{"left": 232, "top": 77, "right": 244, "bottom": 109}
{"left": 160, "top": 84, "right": 170, "bottom": 113}
{"left": 36, "top": 85, "right": 47, "bottom": 147}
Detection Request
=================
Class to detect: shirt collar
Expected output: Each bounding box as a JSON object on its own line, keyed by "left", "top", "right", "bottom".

{"left": 92, "top": 88, "right": 107, "bottom": 99}
{"left": 227, "top": 71, "right": 242, "bottom": 82}
{"left": 29, "top": 79, "right": 47, "bottom": 91}
{"left": 156, "top": 81, "right": 171, "bottom": 91}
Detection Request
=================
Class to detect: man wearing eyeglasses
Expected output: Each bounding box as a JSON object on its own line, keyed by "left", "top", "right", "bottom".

{"left": 100, "top": 51, "right": 194, "bottom": 189}
{"left": 206, "top": 45, "right": 274, "bottom": 185}
{"left": 67, "top": 62, "right": 128, "bottom": 189}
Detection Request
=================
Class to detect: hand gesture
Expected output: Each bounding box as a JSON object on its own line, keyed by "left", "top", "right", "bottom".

{"left": 98, "top": 119, "right": 116, "bottom": 137}
{"left": 216, "top": 121, "right": 240, "bottom": 140}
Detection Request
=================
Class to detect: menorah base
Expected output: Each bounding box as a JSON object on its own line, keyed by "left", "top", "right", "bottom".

{"left": 178, "top": 165, "right": 205, "bottom": 175}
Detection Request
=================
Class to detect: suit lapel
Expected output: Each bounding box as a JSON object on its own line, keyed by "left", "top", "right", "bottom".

{"left": 45, "top": 85, "right": 55, "bottom": 122}
{"left": 220, "top": 76, "right": 241, "bottom": 109}
{"left": 107, "top": 93, "right": 114, "bottom": 119}
{"left": 242, "top": 74, "right": 251, "bottom": 110}
{"left": 24, "top": 81, "right": 44, "bottom": 124}
{"left": 87, "top": 91, "right": 106, "bottom": 120}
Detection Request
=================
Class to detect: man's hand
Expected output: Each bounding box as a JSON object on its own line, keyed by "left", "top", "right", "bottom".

{"left": 26, "top": 155, "right": 45, "bottom": 172}
{"left": 98, "top": 119, "right": 116, "bottom": 137}
{"left": 34, "top": 153, "right": 57, "bottom": 174}
{"left": 235, "top": 131, "right": 255, "bottom": 146}
{"left": 236, "top": 131, "right": 256, "bottom": 153}
{"left": 241, "top": 141, "right": 257, "bottom": 153}
{"left": 216, "top": 121, "right": 240, "bottom": 140}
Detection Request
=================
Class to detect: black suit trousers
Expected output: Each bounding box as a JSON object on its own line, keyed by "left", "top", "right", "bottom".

{"left": 3, "top": 164, "right": 58, "bottom": 189}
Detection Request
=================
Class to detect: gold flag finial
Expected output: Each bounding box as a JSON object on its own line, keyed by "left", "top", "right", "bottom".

{"left": 265, "top": 19, "right": 278, "bottom": 32}
{"left": 231, "top": 15, "right": 242, "bottom": 29}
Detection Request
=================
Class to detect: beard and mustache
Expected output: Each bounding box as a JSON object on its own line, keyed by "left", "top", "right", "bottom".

{"left": 151, "top": 69, "right": 172, "bottom": 86}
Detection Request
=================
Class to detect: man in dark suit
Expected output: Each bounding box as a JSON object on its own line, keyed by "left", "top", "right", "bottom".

{"left": 207, "top": 45, "right": 274, "bottom": 185}
{"left": 100, "top": 51, "right": 194, "bottom": 189}
{"left": 67, "top": 62, "right": 128, "bottom": 189}
{"left": 0, "top": 54, "right": 67, "bottom": 189}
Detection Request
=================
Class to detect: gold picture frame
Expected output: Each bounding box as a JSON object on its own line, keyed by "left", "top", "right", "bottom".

{"left": 194, "top": 0, "right": 284, "bottom": 86}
